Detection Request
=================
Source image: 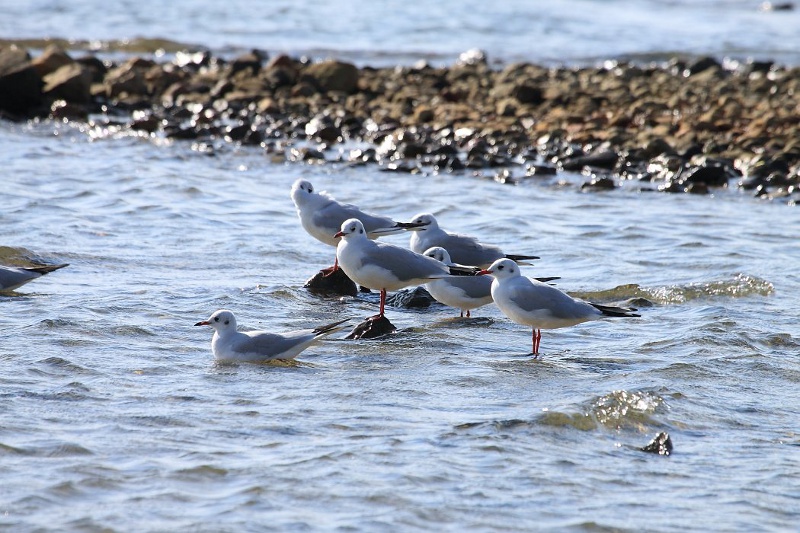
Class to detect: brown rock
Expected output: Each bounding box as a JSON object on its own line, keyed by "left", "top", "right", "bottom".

{"left": 304, "top": 60, "right": 359, "bottom": 94}
{"left": 31, "top": 45, "right": 74, "bottom": 78}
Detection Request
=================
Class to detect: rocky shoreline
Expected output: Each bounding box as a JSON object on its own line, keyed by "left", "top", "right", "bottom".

{"left": 1, "top": 43, "right": 799, "bottom": 203}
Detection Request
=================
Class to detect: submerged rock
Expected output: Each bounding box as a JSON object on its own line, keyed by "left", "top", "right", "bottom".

{"left": 640, "top": 432, "right": 673, "bottom": 456}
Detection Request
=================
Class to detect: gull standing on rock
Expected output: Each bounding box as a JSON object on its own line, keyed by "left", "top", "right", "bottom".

{"left": 0, "top": 263, "right": 69, "bottom": 292}
{"left": 335, "top": 219, "right": 472, "bottom": 323}
{"left": 409, "top": 213, "right": 539, "bottom": 268}
{"left": 291, "top": 179, "right": 423, "bottom": 270}
{"left": 194, "top": 309, "right": 349, "bottom": 363}
{"left": 480, "top": 258, "right": 640, "bottom": 356}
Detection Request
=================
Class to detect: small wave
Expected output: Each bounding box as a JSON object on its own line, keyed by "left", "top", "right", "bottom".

{"left": 573, "top": 274, "right": 774, "bottom": 305}
{"left": 455, "top": 389, "right": 669, "bottom": 434}
{"left": 536, "top": 389, "right": 668, "bottom": 431}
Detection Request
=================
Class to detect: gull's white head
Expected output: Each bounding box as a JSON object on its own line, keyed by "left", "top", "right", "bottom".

{"left": 423, "top": 246, "right": 452, "bottom": 265}
{"left": 479, "top": 258, "right": 521, "bottom": 280}
{"left": 290, "top": 179, "right": 315, "bottom": 205}
{"left": 194, "top": 309, "right": 238, "bottom": 333}
{"left": 334, "top": 218, "right": 367, "bottom": 240}
{"left": 410, "top": 213, "right": 438, "bottom": 231}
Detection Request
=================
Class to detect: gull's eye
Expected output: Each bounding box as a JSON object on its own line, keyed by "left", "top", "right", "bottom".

{"left": 214, "top": 316, "right": 220, "bottom": 322}
{"left": 498, "top": 265, "right": 504, "bottom": 271}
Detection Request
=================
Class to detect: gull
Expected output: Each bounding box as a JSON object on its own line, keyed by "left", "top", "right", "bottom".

{"left": 408, "top": 212, "right": 539, "bottom": 268}
{"left": 422, "top": 247, "right": 493, "bottom": 317}
{"left": 0, "top": 263, "right": 69, "bottom": 291}
{"left": 194, "top": 309, "right": 349, "bottom": 363}
{"left": 335, "top": 219, "right": 472, "bottom": 319}
{"left": 291, "top": 179, "right": 423, "bottom": 270}
{"left": 480, "top": 258, "right": 640, "bottom": 356}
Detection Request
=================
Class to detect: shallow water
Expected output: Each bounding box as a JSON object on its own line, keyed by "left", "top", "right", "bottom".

{"left": 1, "top": 120, "right": 798, "bottom": 531}
{"left": 4, "top": 0, "right": 800, "bottom": 66}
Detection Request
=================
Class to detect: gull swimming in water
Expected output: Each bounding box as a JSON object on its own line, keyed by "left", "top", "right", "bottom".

{"left": 194, "top": 309, "right": 349, "bottom": 363}
{"left": 408, "top": 212, "right": 539, "bottom": 268}
{"left": 480, "top": 258, "right": 639, "bottom": 356}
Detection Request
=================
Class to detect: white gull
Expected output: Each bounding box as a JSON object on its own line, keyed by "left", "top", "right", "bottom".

{"left": 408, "top": 212, "right": 539, "bottom": 268}
{"left": 195, "top": 309, "right": 348, "bottom": 363}
{"left": 480, "top": 258, "right": 639, "bottom": 356}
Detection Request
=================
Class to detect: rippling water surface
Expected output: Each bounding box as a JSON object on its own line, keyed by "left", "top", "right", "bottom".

{"left": 1, "top": 121, "right": 798, "bottom": 531}
{"left": 4, "top": 0, "right": 800, "bottom": 65}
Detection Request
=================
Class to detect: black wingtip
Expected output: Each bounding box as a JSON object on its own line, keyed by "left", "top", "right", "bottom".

{"left": 448, "top": 265, "right": 482, "bottom": 276}
{"left": 506, "top": 254, "right": 540, "bottom": 262}
{"left": 313, "top": 318, "right": 351, "bottom": 335}
{"left": 395, "top": 221, "right": 428, "bottom": 230}
{"left": 23, "top": 263, "right": 69, "bottom": 275}
{"left": 591, "top": 303, "right": 640, "bottom": 318}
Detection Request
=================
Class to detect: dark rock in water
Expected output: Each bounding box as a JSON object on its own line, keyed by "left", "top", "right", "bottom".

{"left": 49, "top": 100, "right": 88, "bottom": 121}
{"left": 562, "top": 150, "right": 619, "bottom": 171}
{"left": 526, "top": 163, "right": 558, "bottom": 177}
{"left": 685, "top": 182, "right": 709, "bottom": 195}
{"left": 581, "top": 176, "right": 616, "bottom": 191}
{"left": 345, "top": 315, "right": 397, "bottom": 339}
{"left": 43, "top": 63, "right": 93, "bottom": 104}
{"left": 0, "top": 47, "right": 43, "bottom": 115}
{"left": 687, "top": 56, "right": 722, "bottom": 76}
{"left": 304, "top": 267, "right": 358, "bottom": 297}
{"left": 385, "top": 286, "right": 435, "bottom": 309}
{"left": 640, "top": 432, "right": 673, "bottom": 456}
{"left": 682, "top": 163, "right": 731, "bottom": 187}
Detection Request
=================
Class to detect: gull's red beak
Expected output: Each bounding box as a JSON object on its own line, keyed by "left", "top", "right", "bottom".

{"left": 477, "top": 269, "right": 492, "bottom": 276}
{"left": 194, "top": 320, "right": 210, "bottom": 326}
{"left": 333, "top": 231, "right": 345, "bottom": 238}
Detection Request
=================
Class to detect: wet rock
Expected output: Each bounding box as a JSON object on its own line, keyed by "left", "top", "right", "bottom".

{"left": 345, "top": 315, "right": 397, "bottom": 339}
{"left": 229, "top": 50, "right": 264, "bottom": 76}
{"left": 684, "top": 182, "right": 710, "bottom": 194}
{"left": 303, "top": 267, "right": 358, "bottom": 297}
{"left": 104, "top": 59, "right": 151, "bottom": 99}
{"left": 686, "top": 56, "right": 722, "bottom": 76}
{"left": 0, "top": 46, "right": 43, "bottom": 115}
{"left": 581, "top": 176, "right": 617, "bottom": 191}
{"left": 640, "top": 432, "right": 673, "bottom": 456}
{"left": 562, "top": 149, "right": 619, "bottom": 171}
{"left": 525, "top": 163, "right": 558, "bottom": 176}
{"left": 385, "top": 287, "right": 436, "bottom": 309}
{"left": 49, "top": 99, "right": 88, "bottom": 121}
{"left": 289, "top": 147, "right": 326, "bottom": 162}
{"left": 681, "top": 162, "right": 733, "bottom": 187}
{"left": 42, "top": 63, "right": 93, "bottom": 104}
{"left": 304, "top": 60, "right": 359, "bottom": 94}
{"left": 30, "top": 44, "right": 74, "bottom": 78}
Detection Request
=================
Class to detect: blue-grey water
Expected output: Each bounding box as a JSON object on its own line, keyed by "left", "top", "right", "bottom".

{"left": 3, "top": 0, "right": 800, "bottom": 66}
{"left": 3, "top": 1, "right": 800, "bottom": 531}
